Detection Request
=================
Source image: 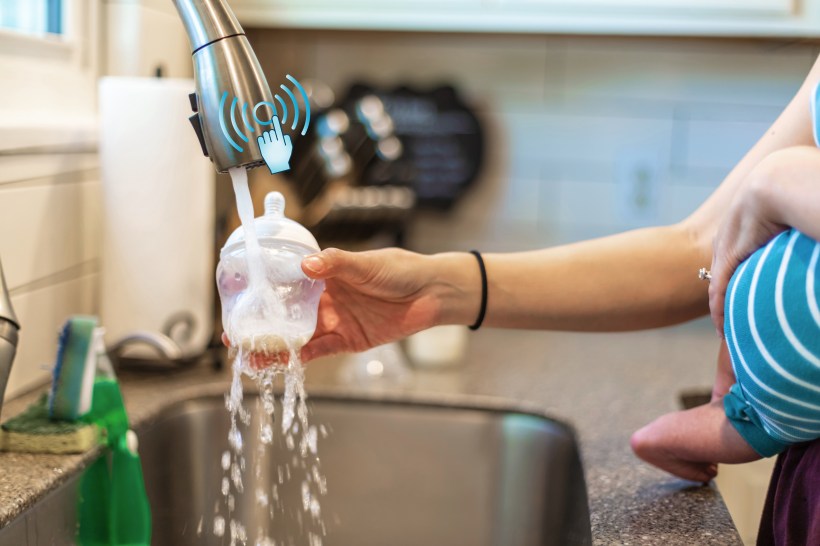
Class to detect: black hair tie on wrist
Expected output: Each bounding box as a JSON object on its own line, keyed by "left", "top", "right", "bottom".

{"left": 469, "top": 250, "right": 487, "bottom": 331}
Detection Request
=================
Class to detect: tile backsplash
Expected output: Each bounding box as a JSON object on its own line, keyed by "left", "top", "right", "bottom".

{"left": 246, "top": 30, "right": 818, "bottom": 252}
{"left": 0, "top": 152, "right": 101, "bottom": 402}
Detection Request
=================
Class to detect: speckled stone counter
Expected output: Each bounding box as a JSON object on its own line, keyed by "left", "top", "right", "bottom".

{"left": 0, "top": 321, "right": 742, "bottom": 544}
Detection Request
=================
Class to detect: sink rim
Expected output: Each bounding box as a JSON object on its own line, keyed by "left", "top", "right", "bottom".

{"left": 132, "top": 380, "right": 579, "bottom": 440}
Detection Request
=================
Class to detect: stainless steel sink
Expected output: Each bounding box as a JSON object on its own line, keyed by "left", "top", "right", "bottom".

{"left": 139, "top": 394, "right": 590, "bottom": 546}
{"left": 0, "top": 393, "right": 591, "bottom": 545}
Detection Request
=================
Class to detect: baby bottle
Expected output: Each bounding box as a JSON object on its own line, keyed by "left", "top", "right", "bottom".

{"left": 216, "top": 191, "right": 324, "bottom": 362}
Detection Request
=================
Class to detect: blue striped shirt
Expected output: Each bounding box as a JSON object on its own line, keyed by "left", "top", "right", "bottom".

{"left": 724, "top": 229, "right": 820, "bottom": 456}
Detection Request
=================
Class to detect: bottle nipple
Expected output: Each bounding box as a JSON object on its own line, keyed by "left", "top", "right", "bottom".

{"left": 264, "top": 192, "right": 286, "bottom": 218}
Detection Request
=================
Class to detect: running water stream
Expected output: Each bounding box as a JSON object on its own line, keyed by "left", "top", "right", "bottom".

{"left": 209, "top": 167, "right": 327, "bottom": 546}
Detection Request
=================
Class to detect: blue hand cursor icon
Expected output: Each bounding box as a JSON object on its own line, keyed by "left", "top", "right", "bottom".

{"left": 257, "top": 116, "right": 293, "bottom": 174}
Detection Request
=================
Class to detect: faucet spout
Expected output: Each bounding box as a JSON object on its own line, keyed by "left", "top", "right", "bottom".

{"left": 0, "top": 258, "right": 20, "bottom": 420}
{"left": 172, "top": 0, "right": 276, "bottom": 173}
{"left": 173, "top": 0, "right": 243, "bottom": 52}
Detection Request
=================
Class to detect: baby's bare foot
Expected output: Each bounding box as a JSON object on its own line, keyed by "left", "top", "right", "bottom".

{"left": 631, "top": 398, "right": 759, "bottom": 483}
{"left": 631, "top": 428, "right": 718, "bottom": 483}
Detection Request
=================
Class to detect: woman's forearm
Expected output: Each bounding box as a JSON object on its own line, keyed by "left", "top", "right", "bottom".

{"left": 432, "top": 224, "right": 708, "bottom": 331}
{"left": 482, "top": 225, "right": 710, "bottom": 330}
{"left": 429, "top": 55, "right": 820, "bottom": 331}
{"left": 758, "top": 147, "right": 820, "bottom": 242}
{"left": 432, "top": 56, "right": 820, "bottom": 332}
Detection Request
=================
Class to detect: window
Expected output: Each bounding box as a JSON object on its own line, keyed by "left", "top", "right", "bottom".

{"left": 0, "top": 0, "right": 98, "bottom": 149}
{"left": 0, "top": 0, "right": 63, "bottom": 36}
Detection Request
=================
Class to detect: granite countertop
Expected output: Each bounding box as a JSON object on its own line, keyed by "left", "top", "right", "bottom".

{"left": 0, "top": 321, "right": 742, "bottom": 545}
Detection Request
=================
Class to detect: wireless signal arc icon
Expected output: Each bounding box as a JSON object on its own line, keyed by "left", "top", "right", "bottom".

{"left": 218, "top": 74, "right": 311, "bottom": 154}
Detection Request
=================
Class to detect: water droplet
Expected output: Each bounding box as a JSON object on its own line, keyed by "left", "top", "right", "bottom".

{"left": 230, "top": 519, "right": 247, "bottom": 543}
{"left": 213, "top": 516, "right": 225, "bottom": 537}
{"left": 231, "top": 462, "right": 243, "bottom": 492}
{"left": 261, "top": 424, "right": 273, "bottom": 444}
{"left": 301, "top": 481, "right": 311, "bottom": 511}
{"left": 309, "top": 498, "right": 321, "bottom": 519}
{"left": 307, "top": 425, "right": 318, "bottom": 455}
{"left": 256, "top": 487, "right": 269, "bottom": 507}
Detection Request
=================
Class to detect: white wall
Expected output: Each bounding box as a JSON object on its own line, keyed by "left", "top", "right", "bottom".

{"left": 245, "top": 29, "right": 817, "bottom": 253}
{"left": 103, "top": 0, "right": 191, "bottom": 78}
{"left": 0, "top": 0, "right": 189, "bottom": 403}
{"left": 0, "top": 153, "right": 101, "bottom": 400}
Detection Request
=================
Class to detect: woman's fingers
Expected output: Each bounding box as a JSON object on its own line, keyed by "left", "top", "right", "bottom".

{"left": 302, "top": 248, "right": 379, "bottom": 285}
{"left": 220, "top": 332, "right": 292, "bottom": 368}
{"left": 301, "top": 335, "right": 344, "bottom": 363}
{"left": 708, "top": 229, "right": 731, "bottom": 336}
{"left": 249, "top": 350, "right": 289, "bottom": 370}
{"left": 709, "top": 254, "right": 731, "bottom": 336}
{"left": 302, "top": 248, "right": 353, "bottom": 279}
{"left": 711, "top": 341, "right": 736, "bottom": 401}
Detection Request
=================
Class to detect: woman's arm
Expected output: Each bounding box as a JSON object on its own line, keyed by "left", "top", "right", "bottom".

{"left": 759, "top": 147, "right": 820, "bottom": 242}
{"left": 465, "top": 55, "right": 820, "bottom": 332}
{"left": 298, "top": 55, "right": 820, "bottom": 360}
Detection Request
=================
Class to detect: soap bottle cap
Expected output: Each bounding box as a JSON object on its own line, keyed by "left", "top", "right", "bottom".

{"left": 222, "top": 192, "right": 320, "bottom": 256}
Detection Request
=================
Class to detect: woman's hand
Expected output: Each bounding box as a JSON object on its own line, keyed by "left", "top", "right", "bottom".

{"left": 299, "top": 248, "right": 480, "bottom": 362}
{"left": 708, "top": 152, "right": 790, "bottom": 335}
{"left": 711, "top": 340, "right": 735, "bottom": 402}
{"left": 710, "top": 146, "right": 820, "bottom": 334}
{"left": 219, "top": 248, "right": 481, "bottom": 365}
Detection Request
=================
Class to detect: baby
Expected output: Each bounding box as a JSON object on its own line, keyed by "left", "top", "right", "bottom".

{"left": 631, "top": 228, "right": 820, "bottom": 482}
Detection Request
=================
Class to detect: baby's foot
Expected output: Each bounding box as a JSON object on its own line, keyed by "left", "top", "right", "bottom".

{"left": 630, "top": 429, "right": 718, "bottom": 483}
{"left": 630, "top": 399, "right": 759, "bottom": 483}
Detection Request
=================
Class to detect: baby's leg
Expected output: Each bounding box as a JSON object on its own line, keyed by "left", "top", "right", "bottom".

{"left": 631, "top": 399, "right": 760, "bottom": 482}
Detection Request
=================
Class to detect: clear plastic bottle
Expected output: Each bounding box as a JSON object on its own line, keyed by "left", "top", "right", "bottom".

{"left": 216, "top": 192, "right": 324, "bottom": 358}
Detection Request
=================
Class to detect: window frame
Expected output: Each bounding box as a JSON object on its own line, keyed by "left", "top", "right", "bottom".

{"left": 0, "top": 0, "right": 100, "bottom": 152}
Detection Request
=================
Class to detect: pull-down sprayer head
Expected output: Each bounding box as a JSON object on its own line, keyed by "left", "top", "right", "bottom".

{"left": 173, "top": 0, "right": 276, "bottom": 173}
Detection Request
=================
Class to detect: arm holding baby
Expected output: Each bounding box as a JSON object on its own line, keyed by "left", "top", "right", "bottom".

{"left": 632, "top": 145, "right": 820, "bottom": 482}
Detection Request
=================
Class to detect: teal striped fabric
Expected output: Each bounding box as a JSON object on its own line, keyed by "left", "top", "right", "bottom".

{"left": 724, "top": 229, "right": 820, "bottom": 457}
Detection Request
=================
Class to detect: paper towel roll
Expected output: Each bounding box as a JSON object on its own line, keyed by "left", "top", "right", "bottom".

{"left": 99, "top": 77, "right": 214, "bottom": 358}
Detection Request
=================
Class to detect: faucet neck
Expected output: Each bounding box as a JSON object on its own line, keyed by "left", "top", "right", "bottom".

{"left": 0, "top": 259, "right": 18, "bottom": 330}
{"left": 172, "top": 0, "right": 244, "bottom": 53}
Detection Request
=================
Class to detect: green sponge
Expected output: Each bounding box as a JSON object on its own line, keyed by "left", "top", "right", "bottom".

{"left": 0, "top": 394, "right": 100, "bottom": 453}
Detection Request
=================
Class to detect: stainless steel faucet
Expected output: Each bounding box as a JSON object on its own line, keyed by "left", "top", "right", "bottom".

{"left": 0, "top": 258, "right": 20, "bottom": 420}
{"left": 172, "top": 0, "right": 276, "bottom": 173}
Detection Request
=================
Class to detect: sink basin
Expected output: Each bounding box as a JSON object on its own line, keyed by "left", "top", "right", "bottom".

{"left": 0, "top": 393, "right": 591, "bottom": 545}
{"left": 140, "top": 394, "right": 590, "bottom": 546}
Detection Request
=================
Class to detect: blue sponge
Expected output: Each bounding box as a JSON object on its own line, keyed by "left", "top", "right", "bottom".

{"left": 48, "top": 316, "right": 99, "bottom": 421}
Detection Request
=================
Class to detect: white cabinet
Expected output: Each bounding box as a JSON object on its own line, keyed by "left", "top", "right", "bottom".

{"left": 238, "top": 0, "right": 479, "bottom": 6}
{"left": 232, "top": 0, "right": 818, "bottom": 37}
{"left": 502, "top": 0, "right": 794, "bottom": 15}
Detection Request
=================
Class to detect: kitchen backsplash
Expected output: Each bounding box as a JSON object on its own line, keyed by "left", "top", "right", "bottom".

{"left": 0, "top": 22, "right": 816, "bottom": 403}
{"left": 247, "top": 29, "right": 817, "bottom": 253}
{"left": 0, "top": 152, "right": 100, "bottom": 399}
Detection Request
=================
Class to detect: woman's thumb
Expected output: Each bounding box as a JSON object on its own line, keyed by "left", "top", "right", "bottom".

{"left": 302, "top": 253, "right": 328, "bottom": 278}
{"left": 302, "top": 248, "right": 374, "bottom": 283}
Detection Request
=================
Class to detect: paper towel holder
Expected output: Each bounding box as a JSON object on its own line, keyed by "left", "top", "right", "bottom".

{"left": 173, "top": 0, "right": 274, "bottom": 173}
